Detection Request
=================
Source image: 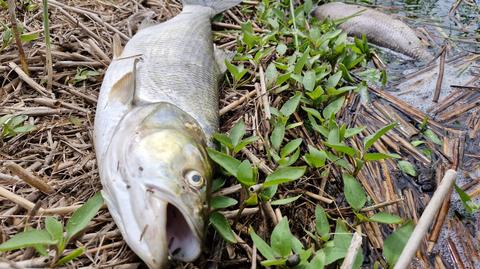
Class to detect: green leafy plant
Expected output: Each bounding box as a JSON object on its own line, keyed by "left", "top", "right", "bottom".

{"left": 0, "top": 192, "right": 104, "bottom": 266}
{"left": 0, "top": 114, "right": 36, "bottom": 139}
{"left": 72, "top": 68, "right": 100, "bottom": 84}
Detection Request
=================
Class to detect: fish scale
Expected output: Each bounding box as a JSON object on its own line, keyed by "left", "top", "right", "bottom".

{"left": 127, "top": 6, "right": 220, "bottom": 137}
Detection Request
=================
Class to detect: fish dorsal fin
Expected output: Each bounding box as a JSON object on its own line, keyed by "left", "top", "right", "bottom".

{"left": 112, "top": 34, "right": 123, "bottom": 59}
{"left": 214, "top": 45, "right": 235, "bottom": 74}
{"left": 181, "top": 0, "right": 242, "bottom": 14}
{"left": 108, "top": 71, "right": 134, "bottom": 104}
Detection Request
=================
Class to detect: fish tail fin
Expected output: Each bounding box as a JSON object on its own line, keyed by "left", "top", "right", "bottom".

{"left": 181, "top": 0, "right": 242, "bottom": 14}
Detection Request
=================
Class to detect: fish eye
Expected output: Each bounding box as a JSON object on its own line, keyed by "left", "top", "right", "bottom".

{"left": 184, "top": 170, "right": 204, "bottom": 188}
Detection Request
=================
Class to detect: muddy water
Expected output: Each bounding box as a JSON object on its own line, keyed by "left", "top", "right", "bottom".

{"left": 345, "top": 0, "right": 479, "bottom": 113}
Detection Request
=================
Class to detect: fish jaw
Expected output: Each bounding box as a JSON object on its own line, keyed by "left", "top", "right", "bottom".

{"left": 99, "top": 103, "right": 212, "bottom": 268}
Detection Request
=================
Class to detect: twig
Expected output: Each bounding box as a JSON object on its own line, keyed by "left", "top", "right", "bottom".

{"left": 304, "top": 191, "right": 334, "bottom": 204}
{"left": 340, "top": 230, "right": 363, "bottom": 269}
{"left": 5, "top": 162, "right": 54, "bottom": 194}
{"left": 360, "top": 198, "right": 404, "bottom": 212}
{"left": 433, "top": 45, "right": 447, "bottom": 102}
{"left": 213, "top": 184, "right": 242, "bottom": 196}
{"left": 219, "top": 89, "right": 257, "bottom": 116}
{"left": 394, "top": 170, "right": 457, "bottom": 269}
{"left": 258, "top": 66, "right": 271, "bottom": 119}
{"left": 7, "top": 0, "right": 29, "bottom": 74}
{"left": 48, "top": 0, "right": 129, "bottom": 40}
{"left": 221, "top": 207, "right": 258, "bottom": 219}
{"left": 0, "top": 186, "right": 36, "bottom": 211}
{"left": 42, "top": 0, "right": 53, "bottom": 91}
{"left": 8, "top": 62, "right": 49, "bottom": 96}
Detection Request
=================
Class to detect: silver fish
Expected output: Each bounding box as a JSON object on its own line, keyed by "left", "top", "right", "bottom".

{"left": 312, "top": 2, "right": 433, "bottom": 61}
{"left": 93, "top": 1, "right": 241, "bottom": 268}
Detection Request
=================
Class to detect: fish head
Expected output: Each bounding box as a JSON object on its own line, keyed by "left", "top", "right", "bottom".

{"left": 101, "top": 103, "right": 212, "bottom": 268}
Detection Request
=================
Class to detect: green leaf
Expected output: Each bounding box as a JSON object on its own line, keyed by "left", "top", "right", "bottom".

{"left": 0, "top": 230, "right": 56, "bottom": 251}
{"left": 315, "top": 205, "right": 330, "bottom": 240}
{"left": 213, "top": 133, "right": 233, "bottom": 149}
{"left": 65, "top": 192, "right": 104, "bottom": 241}
{"left": 324, "top": 220, "right": 351, "bottom": 264}
{"left": 265, "top": 62, "right": 278, "bottom": 87}
{"left": 280, "top": 138, "right": 302, "bottom": 158}
{"left": 345, "top": 126, "right": 365, "bottom": 138}
{"left": 33, "top": 244, "right": 48, "bottom": 256}
{"left": 304, "top": 146, "right": 327, "bottom": 168}
{"left": 234, "top": 136, "right": 258, "bottom": 153}
{"left": 270, "top": 218, "right": 293, "bottom": 257}
{"left": 325, "top": 71, "right": 342, "bottom": 89}
{"left": 45, "top": 217, "right": 63, "bottom": 244}
{"left": 20, "top": 32, "right": 39, "bottom": 42}
{"left": 411, "top": 140, "right": 425, "bottom": 147}
{"left": 56, "top": 247, "right": 85, "bottom": 265}
{"left": 324, "top": 142, "right": 356, "bottom": 157}
{"left": 294, "top": 48, "right": 310, "bottom": 74}
{"left": 398, "top": 160, "right": 417, "bottom": 177}
{"left": 307, "top": 250, "right": 325, "bottom": 269}
{"left": 211, "top": 196, "right": 238, "bottom": 209}
{"left": 276, "top": 43, "right": 287, "bottom": 55}
{"left": 369, "top": 212, "right": 403, "bottom": 224}
{"left": 250, "top": 228, "right": 276, "bottom": 260}
{"left": 271, "top": 195, "right": 302, "bottom": 205}
{"left": 343, "top": 174, "right": 367, "bottom": 210}
{"left": 207, "top": 148, "right": 241, "bottom": 176}
{"left": 270, "top": 120, "right": 286, "bottom": 151}
{"left": 363, "top": 122, "right": 397, "bottom": 150}
{"left": 211, "top": 178, "right": 225, "bottom": 192}
{"left": 280, "top": 92, "right": 302, "bottom": 117}
{"left": 454, "top": 184, "right": 480, "bottom": 213}
{"left": 264, "top": 166, "right": 306, "bottom": 187}
{"left": 13, "top": 124, "right": 36, "bottom": 134}
{"left": 209, "top": 212, "right": 236, "bottom": 243}
{"left": 364, "top": 152, "right": 401, "bottom": 161}
{"left": 423, "top": 129, "right": 442, "bottom": 146}
{"left": 261, "top": 258, "right": 287, "bottom": 266}
{"left": 236, "top": 160, "right": 256, "bottom": 186}
{"left": 225, "top": 61, "right": 248, "bottom": 82}
{"left": 230, "top": 120, "right": 246, "bottom": 147}
{"left": 303, "top": 70, "right": 316, "bottom": 92}
{"left": 322, "top": 96, "right": 345, "bottom": 119}
{"left": 384, "top": 222, "right": 414, "bottom": 267}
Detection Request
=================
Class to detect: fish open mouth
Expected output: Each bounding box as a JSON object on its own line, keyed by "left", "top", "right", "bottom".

{"left": 166, "top": 203, "right": 201, "bottom": 261}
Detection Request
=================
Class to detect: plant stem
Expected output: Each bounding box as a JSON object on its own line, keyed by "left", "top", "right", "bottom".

{"left": 289, "top": 0, "right": 299, "bottom": 50}
{"left": 42, "top": 0, "right": 53, "bottom": 91}
{"left": 7, "top": 0, "right": 29, "bottom": 75}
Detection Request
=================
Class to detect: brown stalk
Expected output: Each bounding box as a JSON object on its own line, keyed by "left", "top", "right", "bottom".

{"left": 7, "top": 0, "right": 29, "bottom": 75}
{"left": 433, "top": 45, "right": 447, "bottom": 102}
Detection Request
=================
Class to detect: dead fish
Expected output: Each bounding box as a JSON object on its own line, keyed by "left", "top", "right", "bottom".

{"left": 312, "top": 2, "right": 433, "bottom": 61}
{"left": 93, "top": 0, "right": 242, "bottom": 268}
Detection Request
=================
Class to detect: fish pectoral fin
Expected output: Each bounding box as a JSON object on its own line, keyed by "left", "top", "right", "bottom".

{"left": 214, "top": 45, "right": 235, "bottom": 74}
{"left": 113, "top": 34, "right": 124, "bottom": 59}
{"left": 108, "top": 71, "right": 135, "bottom": 104}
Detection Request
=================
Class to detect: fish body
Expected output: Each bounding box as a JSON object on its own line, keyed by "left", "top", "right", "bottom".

{"left": 93, "top": 1, "right": 241, "bottom": 268}
{"left": 313, "top": 2, "right": 433, "bottom": 61}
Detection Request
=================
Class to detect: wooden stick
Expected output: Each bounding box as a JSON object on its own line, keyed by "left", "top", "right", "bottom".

{"left": 394, "top": 170, "right": 457, "bottom": 269}
{"left": 5, "top": 162, "right": 54, "bottom": 194}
